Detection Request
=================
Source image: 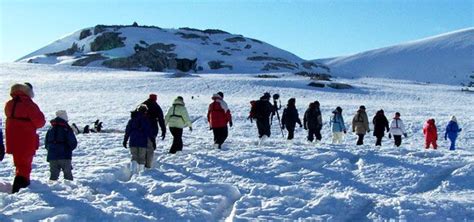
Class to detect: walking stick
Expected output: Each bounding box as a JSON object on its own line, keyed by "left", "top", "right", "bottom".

{"left": 272, "top": 94, "right": 285, "bottom": 137}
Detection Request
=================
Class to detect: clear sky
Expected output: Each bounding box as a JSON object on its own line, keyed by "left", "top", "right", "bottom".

{"left": 0, "top": 0, "right": 472, "bottom": 62}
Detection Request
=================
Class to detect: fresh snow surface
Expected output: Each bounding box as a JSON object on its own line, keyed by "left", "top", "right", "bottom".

{"left": 0, "top": 63, "right": 473, "bottom": 221}
{"left": 319, "top": 28, "right": 474, "bottom": 85}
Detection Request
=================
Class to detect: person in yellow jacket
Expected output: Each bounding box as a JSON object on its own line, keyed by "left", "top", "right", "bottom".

{"left": 165, "top": 96, "right": 192, "bottom": 154}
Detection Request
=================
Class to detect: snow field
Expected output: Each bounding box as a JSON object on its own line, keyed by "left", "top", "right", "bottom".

{"left": 0, "top": 63, "right": 473, "bottom": 221}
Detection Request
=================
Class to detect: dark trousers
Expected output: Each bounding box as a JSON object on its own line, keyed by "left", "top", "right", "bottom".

{"left": 307, "top": 128, "right": 322, "bottom": 142}
{"left": 169, "top": 127, "right": 183, "bottom": 154}
{"left": 213, "top": 127, "right": 228, "bottom": 148}
{"left": 256, "top": 118, "right": 271, "bottom": 138}
{"left": 375, "top": 136, "right": 383, "bottom": 146}
{"left": 49, "top": 159, "right": 73, "bottom": 181}
{"left": 357, "top": 134, "right": 365, "bottom": 145}
{"left": 286, "top": 126, "right": 295, "bottom": 140}
{"left": 394, "top": 135, "right": 402, "bottom": 147}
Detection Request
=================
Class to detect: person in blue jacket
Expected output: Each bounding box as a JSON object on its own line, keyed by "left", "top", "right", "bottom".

{"left": 445, "top": 116, "right": 462, "bottom": 150}
{"left": 45, "top": 110, "right": 78, "bottom": 181}
{"left": 123, "top": 104, "right": 153, "bottom": 174}
{"left": 0, "top": 117, "right": 5, "bottom": 162}
{"left": 330, "top": 106, "right": 347, "bottom": 144}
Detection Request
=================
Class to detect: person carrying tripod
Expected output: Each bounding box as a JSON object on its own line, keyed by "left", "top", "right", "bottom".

{"left": 250, "top": 93, "right": 275, "bottom": 144}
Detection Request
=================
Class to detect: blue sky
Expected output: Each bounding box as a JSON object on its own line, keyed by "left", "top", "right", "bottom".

{"left": 0, "top": 0, "right": 472, "bottom": 62}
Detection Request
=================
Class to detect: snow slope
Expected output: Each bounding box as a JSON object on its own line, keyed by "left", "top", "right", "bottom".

{"left": 16, "top": 25, "right": 329, "bottom": 74}
{"left": 318, "top": 28, "right": 474, "bottom": 85}
{"left": 0, "top": 63, "right": 473, "bottom": 221}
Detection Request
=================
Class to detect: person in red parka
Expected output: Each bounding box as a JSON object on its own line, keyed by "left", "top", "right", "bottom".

{"left": 423, "top": 118, "right": 438, "bottom": 149}
{"left": 5, "top": 83, "right": 45, "bottom": 193}
{"left": 207, "top": 92, "right": 232, "bottom": 149}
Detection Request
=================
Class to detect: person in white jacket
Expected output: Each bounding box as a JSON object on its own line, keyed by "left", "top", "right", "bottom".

{"left": 388, "top": 112, "right": 407, "bottom": 147}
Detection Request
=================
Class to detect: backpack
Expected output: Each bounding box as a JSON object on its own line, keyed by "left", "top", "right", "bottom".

{"left": 249, "top": 100, "right": 257, "bottom": 119}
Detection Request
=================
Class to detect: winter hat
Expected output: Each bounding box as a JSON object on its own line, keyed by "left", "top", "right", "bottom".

{"left": 136, "top": 104, "right": 148, "bottom": 113}
{"left": 359, "top": 105, "right": 366, "bottom": 110}
{"left": 10, "top": 83, "right": 34, "bottom": 98}
{"left": 395, "top": 112, "right": 401, "bottom": 117}
{"left": 217, "top": 91, "right": 224, "bottom": 99}
{"left": 263, "top": 92, "right": 271, "bottom": 100}
{"left": 336, "top": 106, "right": 342, "bottom": 113}
{"left": 212, "top": 93, "right": 222, "bottom": 100}
{"left": 288, "top": 98, "right": 296, "bottom": 106}
{"left": 55, "top": 110, "right": 68, "bottom": 121}
{"left": 451, "top": 116, "right": 457, "bottom": 122}
{"left": 24, "top": 82, "right": 34, "bottom": 98}
{"left": 149, "top": 94, "right": 157, "bottom": 101}
{"left": 313, "top": 101, "right": 320, "bottom": 107}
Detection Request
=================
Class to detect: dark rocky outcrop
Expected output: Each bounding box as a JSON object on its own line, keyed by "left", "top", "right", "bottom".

{"left": 79, "top": 29, "right": 92, "bottom": 40}
{"left": 46, "top": 43, "right": 80, "bottom": 57}
{"left": 176, "top": 58, "right": 197, "bottom": 72}
{"left": 225, "top": 36, "right": 246, "bottom": 43}
{"left": 295, "top": 71, "right": 332, "bottom": 81}
{"left": 308, "top": 82, "right": 325, "bottom": 88}
{"left": 327, "top": 83, "right": 353, "bottom": 89}
{"left": 179, "top": 27, "right": 229, "bottom": 35}
{"left": 72, "top": 54, "right": 107, "bottom": 66}
{"left": 249, "top": 38, "right": 263, "bottom": 44}
{"left": 217, "top": 50, "right": 232, "bottom": 56}
{"left": 262, "top": 63, "right": 298, "bottom": 71}
{"left": 90, "top": 32, "right": 126, "bottom": 52}
{"left": 244, "top": 44, "right": 252, "bottom": 49}
{"left": 175, "top": 32, "right": 209, "bottom": 41}
{"left": 208, "top": 60, "right": 233, "bottom": 70}
{"left": 302, "top": 61, "right": 330, "bottom": 73}
{"left": 247, "top": 56, "right": 291, "bottom": 63}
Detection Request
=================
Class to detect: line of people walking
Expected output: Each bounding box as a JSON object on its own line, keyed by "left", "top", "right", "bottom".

{"left": 0, "top": 84, "right": 464, "bottom": 193}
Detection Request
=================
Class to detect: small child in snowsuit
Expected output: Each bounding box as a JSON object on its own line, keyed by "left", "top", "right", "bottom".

{"left": 423, "top": 118, "right": 438, "bottom": 149}
{"left": 445, "top": 116, "right": 462, "bottom": 150}
{"left": 123, "top": 105, "right": 153, "bottom": 173}
{"left": 45, "top": 110, "right": 78, "bottom": 181}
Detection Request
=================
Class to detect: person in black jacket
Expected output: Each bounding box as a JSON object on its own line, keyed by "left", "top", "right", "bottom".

{"left": 372, "top": 109, "right": 389, "bottom": 146}
{"left": 304, "top": 101, "right": 323, "bottom": 142}
{"left": 142, "top": 94, "right": 166, "bottom": 168}
{"left": 281, "top": 98, "right": 302, "bottom": 140}
{"left": 251, "top": 93, "right": 275, "bottom": 140}
{"left": 45, "top": 110, "right": 78, "bottom": 181}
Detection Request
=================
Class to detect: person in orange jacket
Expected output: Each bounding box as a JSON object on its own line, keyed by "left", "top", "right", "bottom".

{"left": 4, "top": 83, "right": 45, "bottom": 193}
{"left": 423, "top": 118, "right": 438, "bottom": 149}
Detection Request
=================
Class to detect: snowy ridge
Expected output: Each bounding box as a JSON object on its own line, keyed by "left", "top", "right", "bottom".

{"left": 17, "top": 25, "right": 329, "bottom": 74}
{"left": 318, "top": 28, "right": 474, "bottom": 85}
{"left": 0, "top": 63, "right": 473, "bottom": 221}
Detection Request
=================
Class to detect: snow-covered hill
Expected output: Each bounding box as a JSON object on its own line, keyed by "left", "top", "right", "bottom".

{"left": 17, "top": 24, "right": 329, "bottom": 74}
{"left": 0, "top": 63, "right": 473, "bottom": 221}
{"left": 317, "top": 28, "right": 474, "bottom": 85}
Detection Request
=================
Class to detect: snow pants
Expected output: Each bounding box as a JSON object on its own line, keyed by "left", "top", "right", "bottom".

{"left": 213, "top": 127, "right": 228, "bottom": 148}
{"left": 357, "top": 134, "right": 365, "bottom": 145}
{"left": 307, "top": 128, "right": 322, "bottom": 142}
{"left": 393, "top": 135, "right": 402, "bottom": 147}
{"left": 425, "top": 139, "right": 438, "bottom": 149}
{"left": 375, "top": 136, "right": 383, "bottom": 146}
{"left": 169, "top": 127, "right": 183, "bottom": 154}
{"left": 13, "top": 153, "right": 34, "bottom": 181}
{"left": 49, "top": 159, "right": 73, "bottom": 181}
{"left": 448, "top": 136, "right": 457, "bottom": 150}
{"left": 256, "top": 118, "right": 271, "bottom": 138}
{"left": 130, "top": 147, "right": 148, "bottom": 165}
{"left": 332, "top": 132, "right": 344, "bottom": 144}
{"left": 286, "top": 126, "right": 295, "bottom": 140}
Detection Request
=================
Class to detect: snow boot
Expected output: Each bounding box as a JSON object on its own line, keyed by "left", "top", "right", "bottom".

{"left": 12, "top": 176, "right": 30, "bottom": 194}
{"left": 138, "top": 164, "right": 145, "bottom": 174}
{"left": 258, "top": 135, "right": 268, "bottom": 146}
{"left": 130, "top": 161, "right": 139, "bottom": 175}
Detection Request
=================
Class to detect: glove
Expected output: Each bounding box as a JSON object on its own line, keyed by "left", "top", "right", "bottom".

{"left": 281, "top": 125, "right": 285, "bottom": 130}
{"left": 0, "top": 145, "right": 5, "bottom": 162}
{"left": 151, "top": 140, "right": 157, "bottom": 150}
{"left": 388, "top": 133, "right": 392, "bottom": 139}
{"left": 459, "top": 128, "right": 462, "bottom": 132}
{"left": 209, "top": 127, "right": 213, "bottom": 130}
{"left": 229, "top": 121, "right": 233, "bottom": 127}
{"left": 299, "top": 124, "right": 303, "bottom": 128}
{"left": 403, "top": 133, "right": 407, "bottom": 138}
{"left": 304, "top": 126, "right": 308, "bottom": 130}
{"left": 161, "top": 132, "right": 166, "bottom": 140}
{"left": 189, "top": 127, "right": 193, "bottom": 132}
{"left": 343, "top": 130, "right": 347, "bottom": 134}
{"left": 444, "top": 136, "right": 447, "bottom": 141}
{"left": 122, "top": 140, "right": 127, "bottom": 148}
{"left": 368, "top": 129, "right": 370, "bottom": 133}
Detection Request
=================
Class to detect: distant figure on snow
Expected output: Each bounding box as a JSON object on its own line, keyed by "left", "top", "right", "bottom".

{"left": 304, "top": 101, "right": 323, "bottom": 143}
{"left": 388, "top": 112, "right": 407, "bottom": 147}
{"left": 207, "top": 92, "right": 233, "bottom": 149}
{"left": 445, "top": 116, "right": 462, "bottom": 150}
{"left": 5, "top": 83, "right": 46, "bottom": 193}
{"left": 165, "top": 96, "right": 192, "bottom": 154}
{"left": 45, "top": 110, "right": 78, "bottom": 181}
{"left": 352, "top": 105, "right": 370, "bottom": 145}
{"left": 281, "top": 98, "right": 302, "bottom": 140}
{"left": 372, "top": 109, "right": 389, "bottom": 146}
{"left": 250, "top": 92, "right": 275, "bottom": 143}
{"left": 330, "top": 106, "right": 346, "bottom": 144}
{"left": 123, "top": 105, "right": 153, "bottom": 174}
{"left": 423, "top": 118, "right": 438, "bottom": 149}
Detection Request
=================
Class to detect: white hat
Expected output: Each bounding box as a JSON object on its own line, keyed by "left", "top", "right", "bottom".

{"left": 56, "top": 110, "right": 68, "bottom": 121}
